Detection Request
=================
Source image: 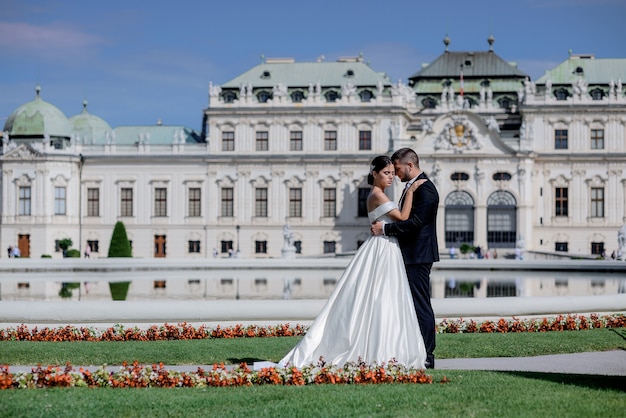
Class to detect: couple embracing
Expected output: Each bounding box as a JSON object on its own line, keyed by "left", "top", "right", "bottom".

{"left": 279, "top": 148, "right": 439, "bottom": 370}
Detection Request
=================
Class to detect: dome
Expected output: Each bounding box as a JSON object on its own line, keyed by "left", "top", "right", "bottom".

{"left": 68, "top": 100, "right": 112, "bottom": 144}
{"left": 3, "top": 85, "right": 72, "bottom": 139}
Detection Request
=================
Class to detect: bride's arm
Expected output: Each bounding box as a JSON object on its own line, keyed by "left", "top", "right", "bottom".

{"left": 387, "top": 179, "right": 426, "bottom": 221}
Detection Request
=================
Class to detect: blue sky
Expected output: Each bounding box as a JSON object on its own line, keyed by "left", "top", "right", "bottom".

{"left": 1, "top": 0, "right": 625, "bottom": 131}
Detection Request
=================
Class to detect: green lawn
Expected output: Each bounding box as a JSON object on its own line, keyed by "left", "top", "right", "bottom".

{"left": 1, "top": 329, "right": 625, "bottom": 417}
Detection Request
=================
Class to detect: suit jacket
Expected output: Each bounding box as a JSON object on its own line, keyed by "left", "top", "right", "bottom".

{"left": 384, "top": 172, "right": 440, "bottom": 264}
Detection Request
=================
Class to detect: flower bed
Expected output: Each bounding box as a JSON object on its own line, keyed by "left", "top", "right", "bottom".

{"left": 0, "top": 360, "right": 436, "bottom": 389}
{"left": 0, "top": 314, "right": 623, "bottom": 342}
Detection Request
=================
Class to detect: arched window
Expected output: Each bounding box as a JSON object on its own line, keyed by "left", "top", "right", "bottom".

{"left": 589, "top": 88, "right": 604, "bottom": 101}
{"left": 498, "top": 97, "right": 512, "bottom": 110}
{"left": 554, "top": 88, "right": 569, "bottom": 101}
{"left": 422, "top": 97, "right": 437, "bottom": 109}
{"left": 359, "top": 90, "right": 373, "bottom": 102}
{"left": 257, "top": 91, "right": 272, "bottom": 103}
{"left": 444, "top": 191, "right": 474, "bottom": 248}
{"left": 325, "top": 91, "right": 339, "bottom": 102}
{"left": 222, "top": 91, "right": 237, "bottom": 103}
{"left": 291, "top": 91, "right": 305, "bottom": 103}
{"left": 487, "top": 191, "right": 517, "bottom": 248}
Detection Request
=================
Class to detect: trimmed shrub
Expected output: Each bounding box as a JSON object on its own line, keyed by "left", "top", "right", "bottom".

{"left": 65, "top": 249, "right": 81, "bottom": 258}
{"left": 108, "top": 222, "right": 132, "bottom": 257}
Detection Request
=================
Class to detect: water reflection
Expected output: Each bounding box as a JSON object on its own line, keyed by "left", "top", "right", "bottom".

{"left": 1, "top": 269, "right": 624, "bottom": 301}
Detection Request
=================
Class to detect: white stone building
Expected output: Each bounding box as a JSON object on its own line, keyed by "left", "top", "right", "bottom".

{"left": 2, "top": 39, "right": 625, "bottom": 260}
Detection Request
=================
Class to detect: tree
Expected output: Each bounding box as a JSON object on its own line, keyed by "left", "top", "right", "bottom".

{"left": 108, "top": 221, "right": 132, "bottom": 257}
{"left": 107, "top": 221, "right": 132, "bottom": 300}
{"left": 58, "top": 238, "right": 73, "bottom": 257}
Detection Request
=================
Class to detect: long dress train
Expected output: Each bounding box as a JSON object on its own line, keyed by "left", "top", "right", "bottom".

{"left": 279, "top": 201, "right": 426, "bottom": 369}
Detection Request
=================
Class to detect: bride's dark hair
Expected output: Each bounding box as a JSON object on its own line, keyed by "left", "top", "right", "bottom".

{"left": 367, "top": 155, "right": 392, "bottom": 185}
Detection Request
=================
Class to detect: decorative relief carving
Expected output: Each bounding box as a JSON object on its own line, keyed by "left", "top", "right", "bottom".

{"left": 434, "top": 115, "right": 481, "bottom": 153}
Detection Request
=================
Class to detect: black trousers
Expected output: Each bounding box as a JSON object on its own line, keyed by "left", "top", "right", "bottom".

{"left": 406, "top": 263, "right": 436, "bottom": 365}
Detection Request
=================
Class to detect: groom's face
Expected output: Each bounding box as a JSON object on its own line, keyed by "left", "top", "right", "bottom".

{"left": 393, "top": 161, "right": 412, "bottom": 182}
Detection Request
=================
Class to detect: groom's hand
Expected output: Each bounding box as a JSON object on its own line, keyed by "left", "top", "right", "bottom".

{"left": 371, "top": 222, "right": 383, "bottom": 236}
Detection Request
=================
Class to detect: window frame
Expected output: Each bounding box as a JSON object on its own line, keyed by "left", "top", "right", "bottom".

{"left": 54, "top": 186, "right": 66, "bottom": 215}
{"left": 221, "top": 187, "right": 234, "bottom": 217}
{"left": 255, "top": 187, "right": 268, "bottom": 217}
{"left": 323, "top": 187, "right": 336, "bottom": 217}
{"left": 222, "top": 131, "right": 235, "bottom": 151}
{"left": 18, "top": 186, "right": 31, "bottom": 216}
{"left": 120, "top": 187, "right": 133, "bottom": 217}
{"left": 87, "top": 187, "right": 100, "bottom": 217}
{"left": 188, "top": 187, "right": 201, "bottom": 217}
{"left": 324, "top": 130, "right": 337, "bottom": 151}
{"left": 555, "top": 187, "right": 568, "bottom": 217}
{"left": 154, "top": 187, "right": 167, "bottom": 217}
{"left": 255, "top": 131, "right": 269, "bottom": 151}
{"left": 289, "top": 187, "right": 302, "bottom": 218}
{"left": 555, "top": 129, "right": 568, "bottom": 150}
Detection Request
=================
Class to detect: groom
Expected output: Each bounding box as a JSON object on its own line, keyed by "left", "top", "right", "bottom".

{"left": 371, "top": 148, "right": 439, "bottom": 368}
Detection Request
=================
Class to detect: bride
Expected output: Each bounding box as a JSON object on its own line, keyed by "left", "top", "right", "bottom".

{"left": 279, "top": 155, "right": 427, "bottom": 369}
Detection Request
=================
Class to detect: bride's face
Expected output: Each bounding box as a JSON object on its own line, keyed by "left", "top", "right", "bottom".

{"left": 375, "top": 164, "right": 395, "bottom": 188}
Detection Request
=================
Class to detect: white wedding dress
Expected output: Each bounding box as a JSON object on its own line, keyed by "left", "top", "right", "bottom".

{"left": 279, "top": 201, "right": 426, "bottom": 369}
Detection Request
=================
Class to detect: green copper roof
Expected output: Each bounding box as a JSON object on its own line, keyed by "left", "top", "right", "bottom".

{"left": 112, "top": 125, "right": 203, "bottom": 145}
{"left": 69, "top": 100, "right": 112, "bottom": 144}
{"left": 410, "top": 51, "right": 527, "bottom": 80}
{"left": 221, "top": 58, "right": 392, "bottom": 88}
{"left": 535, "top": 55, "right": 626, "bottom": 84}
{"left": 3, "top": 86, "right": 72, "bottom": 138}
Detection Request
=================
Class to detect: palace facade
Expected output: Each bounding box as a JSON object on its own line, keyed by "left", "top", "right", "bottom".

{"left": 2, "top": 39, "right": 625, "bottom": 259}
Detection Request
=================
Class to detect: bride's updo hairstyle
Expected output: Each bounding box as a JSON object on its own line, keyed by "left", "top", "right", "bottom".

{"left": 367, "top": 155, "right": 393, "bottom": 185}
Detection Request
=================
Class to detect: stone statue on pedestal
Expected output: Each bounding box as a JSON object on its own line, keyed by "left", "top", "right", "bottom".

{"left": 282, "top": 224, "right": 297, "bottom": 259}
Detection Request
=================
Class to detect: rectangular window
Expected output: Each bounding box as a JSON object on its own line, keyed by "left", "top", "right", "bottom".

{"left": 154, "top": 188, "right": 167, "bottom": 217}
{"left": 555, "top": 129, "right": 568, "bottom": 150}
{"left": 121, "top": 188, "right": 133, "bottom": 217}
{"left": 323, "top": 188, "right": 336, "bottom": 217}
{"left": 323, "top": 241, "right": 336, "bottom": 254}
{"left": 358, "top": 187, "right": 369, "bottom": 217}
{"left": 86, "top": 240, "right": 99, "bottom": 253}
{"left": 256, "top": 131, "right": 269, "bottom": 151}
{"left": 221, "top": 240, "right": 233, "bottom": 254}
{"left": 222, "top": 131, "right": 235, "bottom": 151}
{"left": 294, "top": 241, "right": 302, "bottom": 254}
{"left": 19, "top": 186, "right": 31, "bottom": 216}
{"left": 324, "top": 130, "right": 337, "bottom": 151}
{"left": 87, "top": 188, "right": 100, "bottom": 217}
{"left": 591, "top": 242, "right": 604, "bottom": 256}
{"left": 188, "top": 187, "right": 201, "bottom": 217}
{"left": 555, "top": 187, "right": 568, "bottom": 217}
{"left": 358, "top": 130, "right": 372, "bottom": 150}
{"left": 290, "top": 131, "right": 303, "bottom": 151}
{"left": 289, "top": 188, "right": 302, "bottom": 218}
{"left": 255, "top": 240, "right": 267, "bottom": 254}
{"left": 590, "top": 187, "right": 604, "bottom": 217}
{"left": 555, "top": 242, "right": 568, "bottom": 252}
{"left": 590, "top": 129, "right": 604, "bottom": 150}
{"left": 188, "top": 240, "right": 201, "bottom": 253}
{"left": 221, "top": 188, "right": 234, "bottom": 217}
{"left": 54, "top": 187, "right": 66, "bottom": 215}
{"left": 255, "top": 188, "right": 268, "bottom": 217}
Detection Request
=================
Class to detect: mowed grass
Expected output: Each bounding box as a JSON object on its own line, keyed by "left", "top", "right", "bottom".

{"left": 1, "top": 328, "right": 625, "bottom": 417}
{"left": 1, "top": 328, "right": 623, "bottom": 366}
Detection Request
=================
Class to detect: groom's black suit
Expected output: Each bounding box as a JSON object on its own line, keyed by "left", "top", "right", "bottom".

{"left": 384, "top": 172, "right": 439, "bottom": 367}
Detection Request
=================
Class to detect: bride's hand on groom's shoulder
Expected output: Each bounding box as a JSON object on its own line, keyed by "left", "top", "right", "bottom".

{"left": 409, "top": 179, "right": 427, "bottom": 192}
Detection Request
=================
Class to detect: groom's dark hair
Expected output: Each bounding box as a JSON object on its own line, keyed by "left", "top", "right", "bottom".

{"left": 391, "top": 147, "right": 419, "bottom": 168}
